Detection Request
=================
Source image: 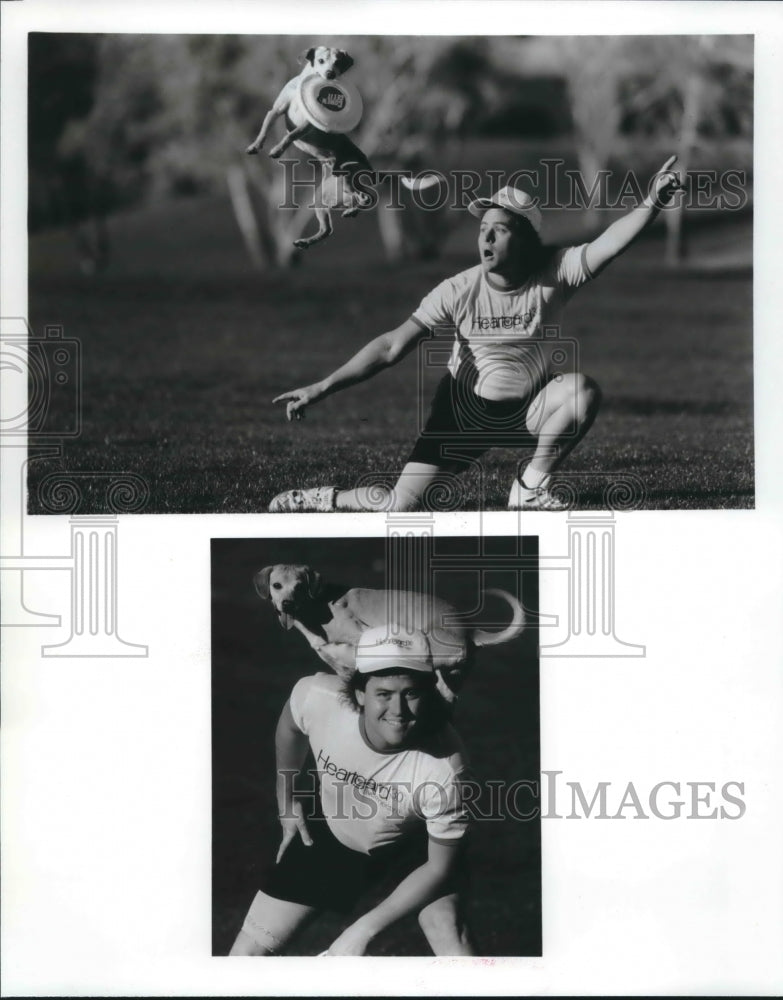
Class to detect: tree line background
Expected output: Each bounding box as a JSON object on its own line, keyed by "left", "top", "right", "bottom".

{"left": 29, "top": 34, "right": 752, "bottom": 271}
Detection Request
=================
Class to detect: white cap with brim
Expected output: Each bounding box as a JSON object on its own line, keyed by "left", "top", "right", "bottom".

{"left": 468, "top": 185, "right": 542, "bottom": 234}
{"left": 355, "top": 625, "right": 433, "bottom": 675}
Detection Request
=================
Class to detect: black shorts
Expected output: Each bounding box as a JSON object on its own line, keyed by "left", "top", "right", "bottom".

{"left": 262, "top": 798, "right": 465, "bottom": 914}
{"left": 406, "top": 372, "right": 536, "bottom": 474}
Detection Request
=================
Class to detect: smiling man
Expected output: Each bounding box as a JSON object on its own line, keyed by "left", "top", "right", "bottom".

{"left": 229, "top": 626, "right": 474, "bottom": 957}
{"left": 268, "top": 156, "right": 683, "bottom": 512}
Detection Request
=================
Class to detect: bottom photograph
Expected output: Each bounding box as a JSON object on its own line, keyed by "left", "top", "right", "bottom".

{"left": 211, "top": 534, "right": 540, "bottom": 957}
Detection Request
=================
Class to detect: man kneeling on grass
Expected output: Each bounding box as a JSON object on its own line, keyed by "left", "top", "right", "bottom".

{"left": 269, "top": 155, "right": 684, "bottom": 512}
{"left": 229, "top": 626, "right": 474, "bottom": 957}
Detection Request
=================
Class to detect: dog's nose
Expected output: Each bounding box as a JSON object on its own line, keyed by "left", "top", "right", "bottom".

{"left": 281, "top": 599, "right": 296, "bottom": 612}
{"left": 325, "top": 70, "right": 336, "bottom": 79}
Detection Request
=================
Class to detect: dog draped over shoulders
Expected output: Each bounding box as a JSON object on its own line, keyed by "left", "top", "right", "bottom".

{"left": 245, "top": 45, "right": 439, "bottom": 250}
{"left": 254, "top": 564, "right": 527, "bottom": 703}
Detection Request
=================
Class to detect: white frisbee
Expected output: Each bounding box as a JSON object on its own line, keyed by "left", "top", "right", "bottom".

{"left": 401, "top": 173, "right": 442, "bottom": 191}
{"left": 299, "top": 75, "right": 364, "bottom": 134}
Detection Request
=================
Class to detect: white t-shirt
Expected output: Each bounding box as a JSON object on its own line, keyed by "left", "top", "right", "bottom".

{"left": 289, "top": 673, "right": 471, "bottom": 855}
{"left": 411, "top": 246, "right": 594, "bottom": 401}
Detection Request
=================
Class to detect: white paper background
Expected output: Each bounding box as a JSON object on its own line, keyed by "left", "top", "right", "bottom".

{"left": 2, "top": 1, "right": 782, "bottom": 996}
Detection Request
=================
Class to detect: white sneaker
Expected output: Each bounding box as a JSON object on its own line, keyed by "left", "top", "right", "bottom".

{"left": 508, "top": 478, "right": 570, "bottom": 511}
{"left": 268, "top": 486, "right": 338, "bottom": 513}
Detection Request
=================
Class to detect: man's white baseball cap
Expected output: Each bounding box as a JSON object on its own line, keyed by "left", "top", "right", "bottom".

{"left": 468, "top": 185, "right": 542, "bottom": 234}
{"left": 355, "top": 626, "right": 433, "bottom": 675}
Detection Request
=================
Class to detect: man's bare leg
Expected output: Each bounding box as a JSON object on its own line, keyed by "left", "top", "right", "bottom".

{"left": 229, "top": 891, "right": 317, "bottom": 956}
{"left": 335, "top": 462, "right": 446, "bottom": 512}
{"left": 509, "top": 373, "right": 601, "bottom": 507}
{"left": 418, "top": 893, "right": 476, "bottom": 956}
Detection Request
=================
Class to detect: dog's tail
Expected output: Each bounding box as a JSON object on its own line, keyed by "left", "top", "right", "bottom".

{"left": 400, "top": 173, "right": 442, "bottom": 192}
{"left": 471, "top": 589, "right": 526, "bottom": 648}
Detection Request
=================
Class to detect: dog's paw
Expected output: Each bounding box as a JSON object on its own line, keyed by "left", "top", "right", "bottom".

{"left": 268, "top": 146, "right": 284, "bottom": 160}
{"left": 246, "top": 144, "right": 260, "bottom": 155}
{"left": 341, "top": 207, "right": 359, "bottom": 219}
{"left": 293, "top": 239, "right": 311, "bottom": 250}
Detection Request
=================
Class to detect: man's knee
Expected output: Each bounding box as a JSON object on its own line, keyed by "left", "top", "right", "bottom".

{"left": 580, "top": 372, "right": 602, "bottom": 401}
{"left": 229, "top": 927, "right": 278, "bottom": 956}
{"left": 229, "top": 890, "right": 312, "bottom": 957}
{"left": 418, "top": 894, "right": 467, "bottom": 941}
{"left": 565, "top": 372, "right": 602, "bottom": 420}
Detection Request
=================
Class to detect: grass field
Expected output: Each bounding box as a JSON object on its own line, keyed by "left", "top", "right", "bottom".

{"left": 211, "top": 536, "right": 541, "bottom": 956}
{"left": 28, "top": 143, "right": 753, "bottom": 513}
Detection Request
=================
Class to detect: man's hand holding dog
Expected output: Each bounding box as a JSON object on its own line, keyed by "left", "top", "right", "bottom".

{"left": 273, "top": 382, "right": 327, "bottom": 421}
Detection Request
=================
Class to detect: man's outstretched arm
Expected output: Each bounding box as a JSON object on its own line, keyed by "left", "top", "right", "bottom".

{"left": 584, "top": 154, "right": 684, "bottom": 276}
{"left": 274, "top": 699, "right": 313, "bottom": 862}
{"left": 272, "top": 317, "right": 427, "bottom": 421}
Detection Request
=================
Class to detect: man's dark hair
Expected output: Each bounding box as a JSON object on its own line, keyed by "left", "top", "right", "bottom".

{"left": 509, "top": 214, "right": 558, "bottom": 272}
{"left": 339, "top": 668, "right": 451, "bottom": 731}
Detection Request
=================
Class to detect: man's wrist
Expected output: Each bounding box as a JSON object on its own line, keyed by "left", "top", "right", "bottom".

{"left": 275, "top": 786, "right": 297, "bottom": 817}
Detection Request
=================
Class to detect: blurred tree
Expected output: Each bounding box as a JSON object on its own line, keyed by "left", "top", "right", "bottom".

{"left": 28, "top": 33, "right": 111, "bottom": 272}
{"left": 542, "top": 36, "right": 626, "bottom": 222}
{"left": 618, "top": 34, "right": 753, "bottom": 263}
{"left": 338, "top": 35, "right": 480, "bottom": 261}
{"left": 490, "top": 36, "right": 628, "bottom": 232}
{"left": 490, "top": 35, "right": 752, "bottom": 258}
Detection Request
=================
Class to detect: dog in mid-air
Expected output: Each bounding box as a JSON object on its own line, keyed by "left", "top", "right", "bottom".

{"left": 246, "top": 45, "right": 438, "bottom": 250}
{"left": 254, "top": 564, "right": 527, "bottom": 702}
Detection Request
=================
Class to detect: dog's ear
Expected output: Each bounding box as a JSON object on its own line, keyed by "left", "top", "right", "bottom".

{"left": 254, "top": 566, "right": 273, "bottom": 600}
{"left": 301, "top": 47, "right": 316, "bottom": 66}
{"left": 304, "top": 566, "right": 323, "bottom": 599}
{"left": 335, "top": 50, "right": 354, "bottom": 74}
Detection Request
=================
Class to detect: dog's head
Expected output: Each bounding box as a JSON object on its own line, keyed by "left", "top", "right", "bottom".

{"left": 254, "top": 564, "right": 324, "bottom": 630}
{"left": 302, "top": 46, "right": 354, "bottom": 80}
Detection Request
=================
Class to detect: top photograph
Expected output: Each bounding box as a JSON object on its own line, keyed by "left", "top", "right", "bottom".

{"left": 25, "top": 33, "right": 753, "bottom": 514}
